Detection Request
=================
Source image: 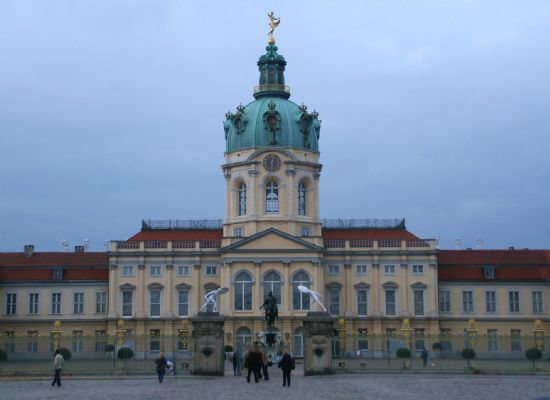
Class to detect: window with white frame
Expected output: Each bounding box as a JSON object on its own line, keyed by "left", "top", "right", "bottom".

{"left": 51, "top": 292, "right": 62, "bottom": 314}
{"left": 236, "top": 327, "right": 252, "bottom": 352}
{"left": 73, "top": 292, "right": 84, "bottom": 314}
{"left": 27, "top": 331, "right": 38, "bottom": 353}
{"left": 487, "top": 329, "right": 498, "bottom": 351}
{"left": 328, "top": 264, "right": 340, "bottom": 275}
{"left": 509, "top": 291, "right": 520, "bottom": 313}
{"left": 263, "top": 271, "right": 282, "bottom": 306}
{"left": 122, "top": 290, "right": 133, "bottom": 317}
{"left": 356, "top": 264, "right": 367, "bottom": 275}
{"left": 485, "top": 290, "right": 496, "bottom": 313}
{"left": 122, "top": 265, "right": 135, "bottom": 277}
{"left": 533, "top": 291, "right": 544, "bottom": 313}
{"left": 150, "top": 329, "right": 160, "bottom": 351}
{"left": 298, "top": 182, "right": 307, "bottom": 216}
{"left": 412, "top": 265, "right": 424, "bottom": 274}
{"left": 265, "top": 181, "right": 279, "bottom": 214}
{"left": 53, "top": 269, "right": 63, "bottom": 280}
{"left": 484, "top": 266, "right": 495, "bottom": 279}
{"left": 95, "top": 330, "right": 107, "bottom": 352}
{"left": 300, "top": 226, "right": 312, "bottom": 237}
{"left": 177, "top": 265, "right": 190, "bottom": 276}
{"left": 439, "top": 290, "right": 451, "bottom": 313}
{"left": 384, "top": 265, "right": 396, "bottom": 274}
{"left": 358, "top": 329, "right": 368, "bottom": 350}
{"left": 294, "top": 327, "right": 304, "bottom": 357}
{"left": 234, "top": 271, "right": 253, "bottom": 311}
{"left": 328, "top": 288, "right": 340, "bottom": 315}
{"left": 292, "top": 271, "right": 310, "bottom": 310}
{"left": 414, "top": 328, "right": 425, "bottom": 351}
{"left": 28, "top": 293, "right": 39, "bottom": 314}
{"left": 413, "top": 289, "right": 424, "bottom": 316}
{"left": 150, "top": 265, "right": 162, "bottom": 277}
{"left": 206, "top": 265, "right": 217, "bottom": 276}
{"left": 357, "top": 288, "right": 368, "bottom": 316}
{"left": 233, "top": 227, "right": 244, "bottom": 238}
{"left": 96, "top": 292, "right": 107, "bottom": 314}
{"left": 462, "top": 290, "right": 474, "bottom": 313}
{"left": 178, "top": 289, "right": 189, "bottom": 317}
{"left": 150, "top": 290, "right": 161, "bottom": 317}
{"left": 72, "top": 330, "right": 83, "bottom": 353}
{"left": 385, "top": 289, "right": 397, "bottom": 316}
{"left": 6, "top": 293, "right": 16, "bottom": 315}
{"left": 511, "top": 329, "right": 522, "bottom": 352}
{"left": 238, "top": 182, "right": 247, "bottom": 216}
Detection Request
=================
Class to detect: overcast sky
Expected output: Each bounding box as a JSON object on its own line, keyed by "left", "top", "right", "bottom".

{"left": 1, "top": 1, "right": 549, "bottom": 252}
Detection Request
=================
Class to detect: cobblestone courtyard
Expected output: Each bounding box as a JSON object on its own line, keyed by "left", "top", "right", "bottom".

{"left": 2, "top": 371, "right": 550, "bottom": 400}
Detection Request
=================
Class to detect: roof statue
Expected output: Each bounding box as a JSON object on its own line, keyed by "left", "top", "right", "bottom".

{"left": 267, "top": 12, "right": 280, "bottom": 45}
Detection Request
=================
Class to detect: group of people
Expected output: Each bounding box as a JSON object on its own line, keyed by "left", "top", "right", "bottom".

{"left": 236, "top": 346, "right": 295, "bottom": 387}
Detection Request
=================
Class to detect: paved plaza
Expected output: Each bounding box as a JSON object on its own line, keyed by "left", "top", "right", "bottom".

{"left": 2, "top": 371, "right": 550, "bottom": 400}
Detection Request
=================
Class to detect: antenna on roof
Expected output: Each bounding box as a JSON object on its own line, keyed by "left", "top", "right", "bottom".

{"left": 62, "top": 240, "right": 69, "bottom": 252}
{"left": 455, "top": 237, "right": 461, "bottom": 250}
{"left": 83, "top": 238, "right": 89, "bottom": 251}
{"left": 476, "top": 238, "right": 483, "bottom": 249}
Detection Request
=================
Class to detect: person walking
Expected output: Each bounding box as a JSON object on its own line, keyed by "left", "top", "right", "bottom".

{"left": 245, "top": 346, "right": 262, "bottom": 383}
{"left": 421, "top": 347, "right": 429, "bottom": 368}
{"left": 232, "top": 350, "right": 243, "bottom": 376}
{"left": 260, "top": 349, "right": 270, "bottom": 381}
{"left": 278, "top": 349, "right": 295, "bottom": 387}
{"left": 154, "top": 351, "right": 168, "bottom": 383}
{"left": 51, "top": 349, "right": 64, "bottom": 387}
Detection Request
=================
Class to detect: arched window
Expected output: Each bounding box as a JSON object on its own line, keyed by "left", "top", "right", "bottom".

{"left": 234, "top": 271, "right": 253, "bottom": 311}
{"left": 266, "top": 181, "right": 279, "bottom": 214}
{"left": 236, "top": 327, "right": 252, "bottom": 352}
{"left": 298, "top": 182, "right": 307, "bottom": 216}
{"left": 263, "top": 271, "right": 282, "bottom": 305}
{"left": 238, "top": 183, "right": 247, "bottom": 216}
{"left": 293, "top": 327, "right": 304, "bottom": 357}
{"left": 292, "top": 271, "right": 311, "bottom": 310}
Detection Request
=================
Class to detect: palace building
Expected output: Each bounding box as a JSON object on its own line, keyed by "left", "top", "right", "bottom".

{"left": 1, "top": 26, "right": 549, "bottom": 359}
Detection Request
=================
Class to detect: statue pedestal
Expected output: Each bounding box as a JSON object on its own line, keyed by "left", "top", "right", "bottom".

{"left": 190, "top": 312, "right": 225, "bottom": 376}
{"left": 303, "top": 311, "right": 336, "bottom": 376}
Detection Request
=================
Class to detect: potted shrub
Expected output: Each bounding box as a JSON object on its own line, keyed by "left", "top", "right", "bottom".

{"left": 461, "top": 348, "right": 476, "bottom": 368}
{"left": 525, "top": 347, "right": 542, "bottom": 369}
{"left": 396, "top": 347, "right": 411, "bottom": 369}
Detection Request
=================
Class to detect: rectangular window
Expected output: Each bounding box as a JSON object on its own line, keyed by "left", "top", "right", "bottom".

{"left": 177, "top": 265, "right": 190, "bottom": 276}
{"left": 96, "top": 292, "right": 107, "bottom": 314}
{"left": 206, "top": 266, "right": 217, "bottom": 276}
{"left": 4, "top": 331, "right": 15, "bottom": 354}
{"left": 484, "top": 266, "right": 495, "bottom": 279}
{"left": 233, "top": 227, "right": 244, "bottom": 238}
{"left": 440, "top": 329, "right": 452, "bottom": 352}
{"left": 358, "top": 329, "right": 368, "bottom": 351}
{"left": 6, "top": 293, "right": 16, "bottom": 315}
{"left": 73, "top": 292, "right": 84, "bottom": 314}
{"left": 384, "top": 265, "right": 396, "bottom": 274}
{"left": 485, "top": 290, "right": 496, "bottom": 313}
{"left": 356, "top": 265, "right": 367, "bottom": 275}
{"left": 150, "top": 329, "right": 161, "bottom": 352}
{"left": 122, "top": 291, "right": 133, "bottom": 317}
{"left": 328, "top": 265, "right": 340, "bottom": 275}
{"left": 412, "top": 265, "right": 424, "bottom": 274}
{"left": 385, "top": 289, "right": 396, "bottom": 316}
{"left": 150, "top": 290, "right": 161, "bottom": 317}
{"left": 533, "top": 291, "right": 544, "bottom": 313}
{"left": 95, "top": 330, "right": 107, "bottom": 352}
{"left": 462, "top": 290, "right": 474, "bottom": 313}
{"left": 357, "top": 289, "right": 368, "bottom": 316}
{"left": 28, "top": 293, "right": 39, "bottom": 314}
{"left": 509, "top": 291, "right": 520, "bottom": 313}
{"left": 413, "top": 289, "right": 424, "bottom": 316}
{"left": 386, "top": 328, "right": 397, "bottom": 351}
{"left": 51, "top": 293, "right": 62, "bottom": 314}
{"left": 178, "top": 290, "right": 189, "bottom": 317}
{"left": 328, "top": 288, "right": 340, "bottom": 315}
{"left": 487, "top": 329, "right": 498, "bottom": 352}
{"left": 122, "top": 266, "right": 135, "bottom": 276}
{"left": 72, "top": 330, "right": 83, "bottom": 353}
{"left": 150, "top": 265, "right": 162, "bottom": 277}
{"left": 27, "top": 331, "right": 38, "bottom": 353}
{"left": 511, "top": 329, "right": 522, "bottom": 352}
{"left": 53, "top": 269, "right": 63, "bottom": 280}
{"left": 414, "top": 329, "right": 425, "bottom": 351}
{"left": 301, "top": 227, "right": 312, "bottom": 237}
{"left": 439, "top": 290, "right": 451, "bottom": 313}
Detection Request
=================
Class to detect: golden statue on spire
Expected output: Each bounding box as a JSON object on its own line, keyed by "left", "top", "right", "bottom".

{"left": 267, "top": 12, "right": 280, "bottom": 45}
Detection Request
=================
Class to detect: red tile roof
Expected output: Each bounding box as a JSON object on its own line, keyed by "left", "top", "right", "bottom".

{"left": 321, "top": 229, "right": 420, "bottom": 241}
{"left": 438, "top": 250, "right": 550, "bottom": 282}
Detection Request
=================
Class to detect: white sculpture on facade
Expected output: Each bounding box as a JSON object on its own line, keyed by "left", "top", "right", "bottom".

{"left": 200, "top": 287, "right": 229, "bottom": 313}
{"left": 297, "top": 285, "right": 327, "bottom": 312}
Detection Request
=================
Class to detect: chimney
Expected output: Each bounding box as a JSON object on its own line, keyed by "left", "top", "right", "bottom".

{"left": 74, "top": 245, "right": 85, "bottom": 253}
{"left": 24, "top": 244, "right": 34, "bottom": 257}
{"left": 508, "top": 246, "right": 515, "bottom": 250}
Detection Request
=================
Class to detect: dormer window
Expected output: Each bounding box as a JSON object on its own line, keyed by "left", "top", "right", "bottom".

{"left": 484, "top": 266, "right": 495, "bottom": 279}
{"left": 53, "top": 268, "right": 64, "bottom": 280}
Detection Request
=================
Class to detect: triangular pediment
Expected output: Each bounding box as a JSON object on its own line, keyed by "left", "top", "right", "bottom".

{"left": 223, "top": 228, "right": 321, "bottom": 252}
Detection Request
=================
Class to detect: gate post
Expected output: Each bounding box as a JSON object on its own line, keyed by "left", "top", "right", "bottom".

{"left": 303, "top": 311, "right": 336, "bottom": 375}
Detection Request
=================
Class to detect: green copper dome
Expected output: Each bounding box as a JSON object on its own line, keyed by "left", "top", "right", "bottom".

{"left": 224, "top": 45, "right": 321, "bottom": 153}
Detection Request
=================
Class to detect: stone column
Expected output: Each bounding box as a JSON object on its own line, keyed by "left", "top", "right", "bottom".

{"left": 166, "top": 264, "right": 174, "bottom": 318}
{"left": 191, "top": 312, "right": 225, "bottom": 376}
{"left": 372, "top": 264, "right": 381, "bottom": 317}
{"left": 193, "top": 264, "right": 201, "bottom": 315}
{"left": 400, "top": 263, "right": 409, "bottom": 317}
{"left": 344, "top": 263, "right": 352, "bottom": 317}
{"left": 254, "top": 261, "right": 262, "bottom": 317}
{"left": 303, "top": 311, "right": 336, "bottom": 375}
{"left": 108, "top": 264, "right": 118, "bottom": 318}
{"left": 282, "top": 261, "right": 290, "bottom": 316}
{"left": 137, "top": 264, "right": 146, "bottom": 318}
{"left": 220, "top": 262, "right": 232, "bottom": 315}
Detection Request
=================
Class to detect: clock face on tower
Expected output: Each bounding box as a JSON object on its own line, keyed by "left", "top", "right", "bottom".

{"left": 263, "top": 154, "right": 281, "bottom": 172}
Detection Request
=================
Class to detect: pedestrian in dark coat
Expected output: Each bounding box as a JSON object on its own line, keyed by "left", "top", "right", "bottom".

{"left": 244, "top": 346, "right": 262, "bottom": 383}
{"left": 232, "top": 350, "right": 243, "bottom": 376}
{"left": 51, "top": 349, "right": 64, "bottom": 387}
{"left": 421, "top": 348, "right": 429, "bottom": 367}
{"left": 154, "top": 352, "right": 168, "bottom": 383}
{"left": 278, "top": 349, "right": 295, "bottom": 387}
